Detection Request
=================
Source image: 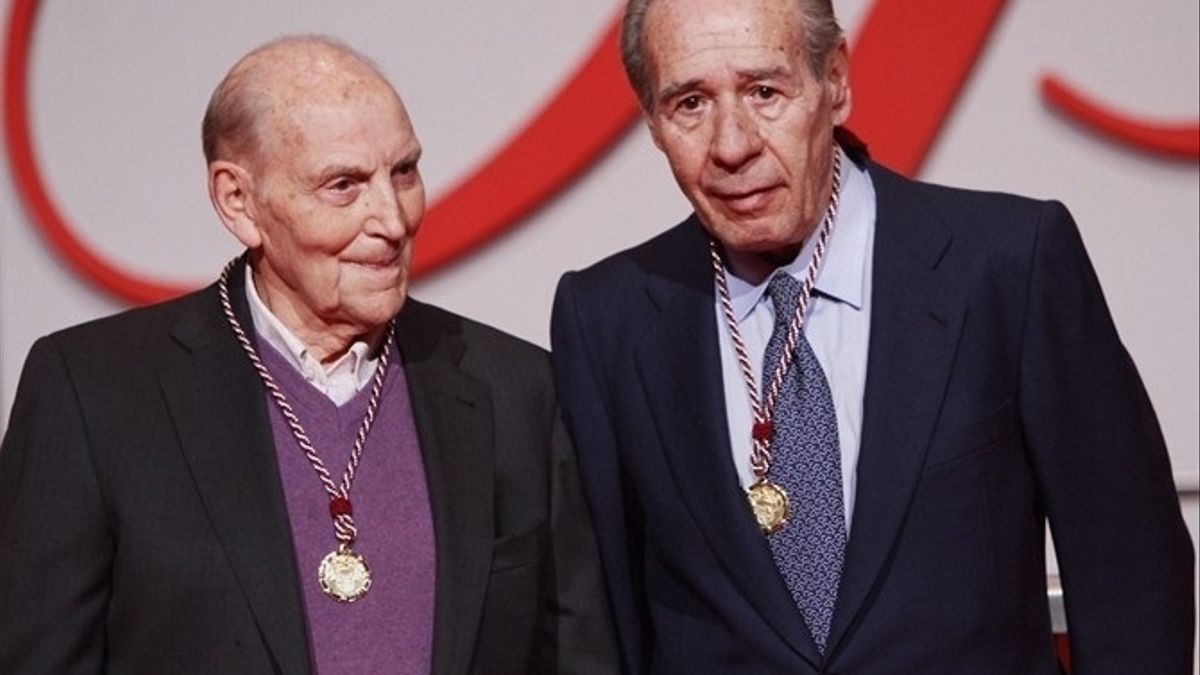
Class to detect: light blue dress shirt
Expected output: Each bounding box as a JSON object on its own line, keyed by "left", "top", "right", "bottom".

{"left": 714, "top": 148, "right": 876, "bottom": 532}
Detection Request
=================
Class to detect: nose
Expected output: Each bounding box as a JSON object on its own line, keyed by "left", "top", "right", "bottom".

{"left": 710, "top": 102, "right": 763, "bottom": 171}
{"left": 365, "top": 173, "right": 423, "bottom": 240}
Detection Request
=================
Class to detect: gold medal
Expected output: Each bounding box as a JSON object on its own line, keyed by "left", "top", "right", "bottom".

{"left": 747, "top": 479, "right": 789, "bottom": 534}
{"left": 318, "top": 547, "right": 372, "bottom": 602}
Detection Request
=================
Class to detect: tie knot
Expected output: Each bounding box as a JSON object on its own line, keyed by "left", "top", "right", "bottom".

{"left": 767, "top": 273, "right": 803, "bottom": 329}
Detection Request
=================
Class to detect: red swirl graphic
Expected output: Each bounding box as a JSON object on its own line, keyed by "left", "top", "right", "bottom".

{"left": 1041, "top": 75, "right": 1200, "bottom": 160}
{"left": 845, "top": 0, "right": 1009, "bottom": 175}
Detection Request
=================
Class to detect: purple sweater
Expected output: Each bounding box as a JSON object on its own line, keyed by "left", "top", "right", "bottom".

{"left": 261, "top": 343, "right": 435, "bottom": 674}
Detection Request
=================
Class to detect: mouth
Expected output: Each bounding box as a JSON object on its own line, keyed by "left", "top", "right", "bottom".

{"left": 710, "top": 186, "right": 779, "bottom": 215}
{"left": 348, "top": 249, "right": 404, "bottom": 271}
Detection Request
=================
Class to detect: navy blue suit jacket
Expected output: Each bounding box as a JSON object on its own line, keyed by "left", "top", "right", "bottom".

{"left": 550, "top": 159, "right": 1194, "bottom": 674}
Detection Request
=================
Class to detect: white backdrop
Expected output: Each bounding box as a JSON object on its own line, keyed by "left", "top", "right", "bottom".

{"left": 2, "top": 0, "right": 1197, "bottom": 652}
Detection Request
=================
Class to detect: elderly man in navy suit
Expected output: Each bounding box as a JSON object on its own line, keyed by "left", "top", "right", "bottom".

{"left": 550, "top": 0, "right": 1195, "bottom": 672}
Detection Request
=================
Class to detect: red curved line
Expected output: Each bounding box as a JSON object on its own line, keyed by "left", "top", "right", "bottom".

{"left": 845, "top": 0, "right": 1009, "bottom": 176}
{"left": 412, "top": 13, "right": 641, "bottom": 277}
{"left": 4, "top": 0, "right": 188, "bottom": 303}
{"left": 1041, "top": 75, "right": 1200, "bottom": 160}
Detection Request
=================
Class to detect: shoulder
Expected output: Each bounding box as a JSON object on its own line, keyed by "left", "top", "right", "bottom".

{"left": 867, "top": 159, "right": 1070, "bottom": 246}
{"left": 397, "top": 298, "right": 551, "bottom": 380}
{"left": 10, "top": 286, "right": 221, "bottom": 429}
{"left": 34, "top": 285, "right": 216, "bottom": 364}
{"left": 397, "top": 299, "right": 565, "bottom": 441}
{"left": 563, "top": 216, "right": 706, "bottom": 290}
{"left": 862, "top": 160, "right": 1088, "bottom": 290}
{"left": 555, "top": 215, "right": 713, "bottom": 326}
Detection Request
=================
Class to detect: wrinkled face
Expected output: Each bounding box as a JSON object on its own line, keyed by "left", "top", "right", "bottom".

{"left": 643, "top": 0, "right": 849, "bottom": 261}
{"left": 247, "top": 82, "right": 424, "bottom": 339}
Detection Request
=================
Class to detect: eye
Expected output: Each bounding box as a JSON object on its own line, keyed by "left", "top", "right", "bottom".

{"left": 392, "top": 161, "right": 420, "bottom": 187}
{"left": 677, "top": 95, "right": 704, "bottom": 112}
{"left": 329, "top": 177, "right": 355, "bottom": 192}
{"left": 753, "top": 85, "right": 779, "bottom": 101}
{"left": 319, "top": 174, "right": 365, "bottom": 206}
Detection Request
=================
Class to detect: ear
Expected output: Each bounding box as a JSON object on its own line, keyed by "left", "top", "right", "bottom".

{"left": 825, "top": 38, "right": 852, "bottom": 126}
{"left": 208, "top": 160, "right": 263, "bottom": 249}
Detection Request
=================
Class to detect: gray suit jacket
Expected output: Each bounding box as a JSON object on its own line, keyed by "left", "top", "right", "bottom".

{"left": 0, "top": 262, "right": 618, "bottom": 674}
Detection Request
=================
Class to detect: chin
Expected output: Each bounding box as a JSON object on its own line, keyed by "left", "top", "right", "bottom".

{"left": 347, "top": 290, "right": 406, "bottom": 326}
{"left": 711, "top": 226, "right": 796, "bottom": 254}
{"left": 373, "top": 295, "right": 406, "bottom": 322}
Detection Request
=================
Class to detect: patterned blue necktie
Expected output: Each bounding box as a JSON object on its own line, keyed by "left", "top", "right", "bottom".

{"left": 763, "top": 273, "right": 845, "bottom": 653}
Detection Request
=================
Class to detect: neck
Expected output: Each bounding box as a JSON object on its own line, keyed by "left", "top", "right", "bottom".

{"left": 250, "top": 268, "right": 388, "bottom": 364}
{"left": 723, "top": 245, "right": 803, "bottom": 286}
{"left": 305, "top": 325, "right": 388, "bottom": 365}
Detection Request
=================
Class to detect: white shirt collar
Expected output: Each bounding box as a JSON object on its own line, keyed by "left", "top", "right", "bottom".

{"left": 725, "top": 147, "right": 872, "bottom": 321}
{"left": 244, "top": 264, "right": 378, "bottom": 404}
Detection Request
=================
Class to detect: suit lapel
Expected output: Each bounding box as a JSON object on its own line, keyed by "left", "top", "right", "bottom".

{"left": 633, "top": 219, "right": 822, "bottom": 666}
{"left": 825, "top": 164, "right": 966, "bottom": 656}
{"left": 162, "top": 265, "right": 312, "bottom": 675}
{"left": 395, "top": 301, "right": 495, "bottom": 675}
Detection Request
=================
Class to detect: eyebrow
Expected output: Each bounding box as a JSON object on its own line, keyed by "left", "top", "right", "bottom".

{"left": 656, "top": 66, "right": 795, "bottom": 106}
{"left": 738, "top": 66, "right": 791, "bottom": 82}
{"left": 394, "top": 145, "right": 422, "bottom": 169}
{"left": 657, "top": 78, "right": 704, "bottom": 107}
{"left": 312, "top": 145, "right": 423, "bottom": 186}
{"left": 313, "top": 163, "right": 368, "bottom": 186}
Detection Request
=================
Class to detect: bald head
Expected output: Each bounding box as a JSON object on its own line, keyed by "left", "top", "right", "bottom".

{"left": 201, "top": 35, "right": 401, "bottom": 166}
{"left": 203, "top": 36, "right": 425, "bottom": 359}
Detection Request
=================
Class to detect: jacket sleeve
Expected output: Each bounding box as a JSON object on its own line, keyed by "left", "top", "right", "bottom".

{"left": 551, "top": 272, "right": 650, "bottom": 675}
{"left": 0, "top": 336, "right": 112, "bottom": 673}
{"left": 1017, "top": 201, "right": 1195, "bottom": 673}
{"left": 542, "top": 398, "right": 623, "bottom": 674}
